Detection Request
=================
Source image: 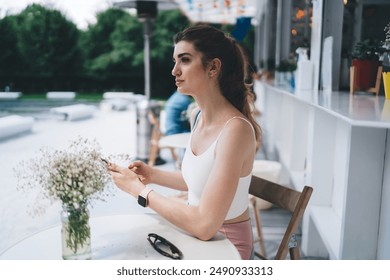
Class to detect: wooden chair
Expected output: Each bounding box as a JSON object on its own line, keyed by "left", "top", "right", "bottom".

{"left": 249, "top": 175, "right": 313, "bottom": 260}
{"left": 249, "top": 194, "right": 268, "bottom": 258}
{"left": 249, "top": 160, "right": 282, "bottom": 259}
{"left": 148, "top": 110, "right": 178, "bottom": 166}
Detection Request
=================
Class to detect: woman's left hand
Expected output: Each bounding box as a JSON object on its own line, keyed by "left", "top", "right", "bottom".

{"left": 108, "top": 162, "right": 144, "bottom": 197}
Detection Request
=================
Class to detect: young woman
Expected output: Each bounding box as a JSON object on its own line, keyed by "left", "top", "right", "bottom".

{"left": 108, "top": 24, "right": 261, "bottom": 260}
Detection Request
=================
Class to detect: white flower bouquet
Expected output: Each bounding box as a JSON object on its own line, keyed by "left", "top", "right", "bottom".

{"left": 14, "top": 136, "right": 131, "bottom": 258}
{"left": 15, "top": 137, "right": 112, "bottom": 209}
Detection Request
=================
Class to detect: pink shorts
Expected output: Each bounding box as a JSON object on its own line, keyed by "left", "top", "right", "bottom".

{"left": 219, "top": 219, "right": 254, "bottom": 260}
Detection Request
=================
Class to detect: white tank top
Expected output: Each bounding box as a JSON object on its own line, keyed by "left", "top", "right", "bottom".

{"left": 181, "top": 113, "right": 255, "bottom": 220}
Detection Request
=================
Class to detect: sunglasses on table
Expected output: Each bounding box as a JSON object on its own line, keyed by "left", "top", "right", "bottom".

{"left": 147, "top": 233, "right": 183, "bottom": 260}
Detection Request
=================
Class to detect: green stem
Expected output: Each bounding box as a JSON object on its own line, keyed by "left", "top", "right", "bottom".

{"left": 63, "top": 204, "right": 90, "bottom": 253}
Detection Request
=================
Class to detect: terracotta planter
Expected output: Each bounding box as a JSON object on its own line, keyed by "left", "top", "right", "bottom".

{"left": 351, "top": 59, "right": 380, "bottom": 89}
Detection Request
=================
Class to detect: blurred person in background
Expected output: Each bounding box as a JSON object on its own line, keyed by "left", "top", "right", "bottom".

{"left": 164, "top": 90, "right": 192, "bottom": 136}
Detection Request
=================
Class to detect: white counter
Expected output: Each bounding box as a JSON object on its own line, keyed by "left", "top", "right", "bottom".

{"left": 255, "top": 81, "right": 390, "bottom": 260}
{"left": 262, "top": 85, "right": 390, "bottom": 128}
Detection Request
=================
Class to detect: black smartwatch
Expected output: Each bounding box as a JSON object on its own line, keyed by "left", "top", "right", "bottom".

{"left": 138, "top": 187, "right": 153, "bottom": 207}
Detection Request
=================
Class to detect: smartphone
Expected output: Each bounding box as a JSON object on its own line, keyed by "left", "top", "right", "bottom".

{"left": 101, "top": 157, "right": 109, "bottom": 166}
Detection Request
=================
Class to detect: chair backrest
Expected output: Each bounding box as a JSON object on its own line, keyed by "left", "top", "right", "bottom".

{"left": 249, "top": 175, "right": 313, "bottom": 260}
{"left": 147, "top": 110, "right": 162, "bottom": 166}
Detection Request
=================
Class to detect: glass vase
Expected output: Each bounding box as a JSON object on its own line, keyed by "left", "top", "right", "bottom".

{"left": 61, "top": 204, "right": 92, "bottom": 260}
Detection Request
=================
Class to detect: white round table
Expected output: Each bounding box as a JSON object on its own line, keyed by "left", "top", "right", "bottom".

{"left": 0, "top": 213, "right": 240, "bottom": 260}
{"left": 159, "top": 132, "right": 191, "bottom": 169}
{"left": 159, "top": 132, "right": 190, "bottom": 149}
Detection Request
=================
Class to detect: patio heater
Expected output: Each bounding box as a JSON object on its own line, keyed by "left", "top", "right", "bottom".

{"left": 137, "top": 1, "right": 156, "bottom": 100}
{"left": 113, "top": 1, "right": 177, "bottom": 163}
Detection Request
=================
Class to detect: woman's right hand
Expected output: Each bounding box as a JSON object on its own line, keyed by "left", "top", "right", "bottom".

{"left": 128, "top": 160, "right": 153, "bottom": 185}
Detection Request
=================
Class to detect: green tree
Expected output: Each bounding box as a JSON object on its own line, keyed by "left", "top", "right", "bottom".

{"left": 0, "top": 15, "right": 23, "bottom": 77}
{"left": 150, "top": 10, "right": 190, "bottom": 97}
{"left": 17, "top": 4, "right": 81, "bottom": 76}
{"left": 94, "top": 10, "right": 143, "bottom": 74}
{"left": 1, "top": 4, "right": 254, "bottom": 95}
{"left": 80, "top": 8, "right": 138, "bottom": 74}
{"left": 79, "top": 8, "right": 144, "bottom": 91}
{"left": 80, "top": 8, "right": 189, "bottom": 97}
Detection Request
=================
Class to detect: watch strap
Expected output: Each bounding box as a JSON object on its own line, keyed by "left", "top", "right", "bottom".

{"left": 138, "top": 187, "right": 153, "bottom": 207}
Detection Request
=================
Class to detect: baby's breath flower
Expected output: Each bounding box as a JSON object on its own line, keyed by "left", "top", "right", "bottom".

{"left": 13, "top": 136, "right": 131, "bottom": 216}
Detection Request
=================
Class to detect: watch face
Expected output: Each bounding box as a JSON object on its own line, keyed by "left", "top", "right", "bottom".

{"left": 138, "top": 195, "right": 147, "bottom": 207}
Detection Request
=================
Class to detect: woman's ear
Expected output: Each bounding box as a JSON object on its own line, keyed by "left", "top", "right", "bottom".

{"left": 208, "top": 58, "right": 222, "bottom": 77}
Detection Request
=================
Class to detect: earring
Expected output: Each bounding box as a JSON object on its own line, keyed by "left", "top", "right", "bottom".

{"left": 208, "top": 72, "right": 212, "bottom": 78}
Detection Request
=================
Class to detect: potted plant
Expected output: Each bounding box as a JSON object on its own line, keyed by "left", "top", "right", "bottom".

{"left": 275, "top": 58, "right": 297, "bottom": 87}
{"left": 351, "top": 39, "right": 382, "bottom": 90}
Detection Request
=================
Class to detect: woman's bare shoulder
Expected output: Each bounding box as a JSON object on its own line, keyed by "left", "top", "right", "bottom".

{"left": 221, "top": 116, "right": 255, "bottom": 146}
